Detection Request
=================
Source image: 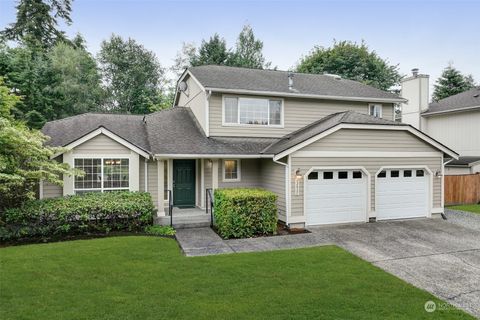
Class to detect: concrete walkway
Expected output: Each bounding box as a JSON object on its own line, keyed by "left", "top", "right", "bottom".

{"left": 175, "top": 218, "right": 480, "bottom": 318}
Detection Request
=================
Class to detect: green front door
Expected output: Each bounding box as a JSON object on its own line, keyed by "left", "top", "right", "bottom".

{"left": 173, "top": 160, "right": 196, "bottom": 208}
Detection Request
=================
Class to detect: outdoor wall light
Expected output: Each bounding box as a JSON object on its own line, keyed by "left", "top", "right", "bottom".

{"left": 294, "top": 169, "right": 302, "bottom": 196}
{"left": 435, "top": 170, "right": 443, "bottom": 177}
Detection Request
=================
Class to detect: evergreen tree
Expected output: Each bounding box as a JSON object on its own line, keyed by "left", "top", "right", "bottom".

{"left": 191, "top": 34, "right": 230, "bottom": 67}
{"left": 1, "top": 0, "right": 73, "bottom": 48}
{"left": 432, "top": 65, "right": 476, "bottom": 101}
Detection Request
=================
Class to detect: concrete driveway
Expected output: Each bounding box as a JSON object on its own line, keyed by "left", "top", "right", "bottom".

{"left": 308, "top": 219, "right": 480, "bottom": 318}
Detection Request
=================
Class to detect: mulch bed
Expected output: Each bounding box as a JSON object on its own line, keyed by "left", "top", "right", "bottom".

{"left": 211, "top": 222, "right": 310, "bottom": 239}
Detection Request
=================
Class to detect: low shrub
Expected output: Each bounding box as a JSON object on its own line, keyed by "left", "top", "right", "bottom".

{"left": 0, "top": 191, "right": 155, "bottom": 242}
{"left": 213, "top": 188, "right": 277, "bottom": 239}
{"left": 144, "top": 225, "right": 176, "bottom": 236}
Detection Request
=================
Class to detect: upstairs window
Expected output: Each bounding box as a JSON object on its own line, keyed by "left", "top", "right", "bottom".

{"left": 368, "top": 104, "right": 383, "bottom": 118}
{"left": 223, "top": 97, "right": 282, "bottom": 126}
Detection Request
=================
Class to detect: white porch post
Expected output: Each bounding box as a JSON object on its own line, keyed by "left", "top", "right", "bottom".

{"left": 157, "top": 159, "right": 165, "bottom": 216}
{"left": 200, "top": 159, "right": 205, "bottom": 208}
{"left": 212, "top": 159, "right": 219, "bottom": 190}
{"left": 63, "top": 151, "right": 74, "bottom": 196}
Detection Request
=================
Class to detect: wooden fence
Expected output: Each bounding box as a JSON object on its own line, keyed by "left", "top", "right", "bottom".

{"left": 444, "top": 173, "right": 480, "bottom": 205}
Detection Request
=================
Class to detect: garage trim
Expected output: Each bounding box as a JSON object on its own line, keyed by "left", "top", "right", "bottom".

{"left": 374, "top": 165, "right": 433, "bottom": 219}
{"left": 303, "top": 166, "right": 372, "bottom": 225}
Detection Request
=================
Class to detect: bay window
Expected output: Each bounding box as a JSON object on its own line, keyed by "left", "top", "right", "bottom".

{"left": 224, "top": 96, "right": 283, "bottom": 126}
{"left": 74, "top": 158, "right": 129, "bottom": 194}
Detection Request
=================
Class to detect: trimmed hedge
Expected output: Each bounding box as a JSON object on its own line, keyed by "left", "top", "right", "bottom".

{"left": 0, "top": 191, "right": 155, "bottom": 242}
{"left": 213, "top": 188, "right": 277, "bottom": 239}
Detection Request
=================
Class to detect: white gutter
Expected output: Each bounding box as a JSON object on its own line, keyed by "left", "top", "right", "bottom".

{"left": 422, "top": 105, "right": 480, "bottom": 117}
{"left": 153, "top": 154, "right": 274, "bottom": 159}
{"left": 205, "top": 87, "right": 406, "bottom": 104}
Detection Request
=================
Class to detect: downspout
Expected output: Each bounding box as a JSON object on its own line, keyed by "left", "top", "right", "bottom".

{"left": 273, "top": 157, "right": 290, "bottom": 227}
{"left": 205, "top": 90, "right": 211, "bottom": 137}
{"left": 440, "top": 157, "right": 454, "bottom": 220}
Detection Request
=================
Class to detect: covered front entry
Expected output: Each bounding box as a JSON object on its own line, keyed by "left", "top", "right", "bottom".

{"left": 173, "top": 160, "right": 196, "bottom": 208}
{"left": 305, "top": 169, "right": 368, "bottom": 225}
{"left": 376, "top": 168, "right": 430, "bottom": 220}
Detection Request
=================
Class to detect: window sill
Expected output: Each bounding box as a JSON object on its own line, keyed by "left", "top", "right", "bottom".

{"left": 221, "top": 123, "right": 284, "bottom": 129}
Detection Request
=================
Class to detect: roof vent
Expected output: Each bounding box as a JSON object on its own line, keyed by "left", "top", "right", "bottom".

{"left": 323, "top": 73, "right": 342, "bottom": 80}
{"left": 288, "top": 72, "right": 294, "bottom": 90}
{"left": 412, "top": 68, "right": 419, "bottom": 77}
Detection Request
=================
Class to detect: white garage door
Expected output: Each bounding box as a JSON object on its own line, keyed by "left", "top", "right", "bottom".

{"left": 306, "top": 170, "right": 367, "bottom": 225}
{"left": 376, "top": 169, "right": 429, "bottom": 220}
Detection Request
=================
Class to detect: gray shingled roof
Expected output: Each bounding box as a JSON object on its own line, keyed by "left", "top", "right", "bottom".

{"left": 145, "top": 108, "right": 277, "bottom": 155}
{"left": 42, "top": 113, "right": 151, "bottom": 152}
{"left": 42, "top": 108, "right": 277, "bottom": 156}
{"left": 262, "top": 111, "right": 407, "bottom": 155}
{"left": 424, "top": 87, "right": 480, "bottom": 115}
{"left": 188, "top": 65, "right": 404, "bottom": 101}
{"left": 446, "top": 156, "right": 480, "bottom": 167}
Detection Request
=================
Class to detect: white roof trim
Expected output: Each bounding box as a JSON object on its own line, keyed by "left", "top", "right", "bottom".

{"left": 53, "top": 127, "right": 150, "bottom": 159}
{"left": 273, "top": 123, "right": 459, "bottom": 161}
{"left": 205, "top": 87, "right": 406, "bottom": 103}
{"left": 154, "top": 154, "right": 274, "bottom": 159}
{"left": 422, "top": 105, "right": 480, "bottom": 117}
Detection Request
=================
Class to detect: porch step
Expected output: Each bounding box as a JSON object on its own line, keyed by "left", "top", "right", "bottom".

{"left": 155, "top": 214, "right": 211, "bottom": 229}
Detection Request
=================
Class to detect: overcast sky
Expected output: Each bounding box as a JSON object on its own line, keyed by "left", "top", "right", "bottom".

{"left": 1, "top": 0, "right": 479, "bottom": 93}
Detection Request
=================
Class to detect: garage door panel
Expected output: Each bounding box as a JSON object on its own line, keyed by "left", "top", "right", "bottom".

{"left": 376, "top": 169, "right": 429, "bottom": 220}
{"left": 306, "top": 169, "right": 367, "bottom": 226}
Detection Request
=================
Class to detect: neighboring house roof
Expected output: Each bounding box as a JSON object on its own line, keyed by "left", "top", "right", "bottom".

{"left": 262, "top": 111, "right": 407, "bottom": 155}
{"left": 446, "top": 156, "right": 480, "bottom": 167}
{"left": 42, "top": 113, "right": 151, "bottom": 152}
{"left": 186, "top": 65, "right": 405, "bottom": 103}
{"left": 423, "top": 86, "right": 480, "bottom": 116}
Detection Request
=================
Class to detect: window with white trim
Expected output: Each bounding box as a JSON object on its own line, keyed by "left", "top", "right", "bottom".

{"left": 74, "top": 158, "right": 129, "bottom": 194}
{"left": 224, "top": 97, "right": 282, "bottom": 126}
{"left": 368, "top": 104, "right": 382, "bottom": 118}
{"left": 223, "top": 159, "right": 241, "bottom": 181}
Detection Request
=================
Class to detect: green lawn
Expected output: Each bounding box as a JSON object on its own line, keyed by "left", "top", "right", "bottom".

{"left": 448, "top": 204, "right": 480, "bottom": 214}
{"left": 0, "top": 237, "right": 472, "bottom": 320}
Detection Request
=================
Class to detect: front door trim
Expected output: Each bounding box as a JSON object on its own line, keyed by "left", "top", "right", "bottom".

{"left": 173, "top": 159, "right": 196, "bottom": 208}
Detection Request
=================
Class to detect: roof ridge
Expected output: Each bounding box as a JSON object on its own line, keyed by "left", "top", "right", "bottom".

{"left": 43, "top": 112, "right": 145, "bottom": 126}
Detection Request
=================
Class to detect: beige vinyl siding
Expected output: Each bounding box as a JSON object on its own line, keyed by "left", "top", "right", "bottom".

{"left": 147, "top": 160, "right": 158, "bottom": 208}
{"left": 177, "top": 75, "right": 207, "bottom": 134}
{"left": 218, "top": 159, "right": 262, "bottom": 188}
{"left": 260, "top": 159, "right": 286, "bottom": 222}
{"left": 41, "top": 155, "right": 63, "bottom": 199}
{"left": 302, "top": 129, "right": 436, "bottom": 152}
{"left": 42, "top": 181, "right": 62, "bottom": 198}
{"left": 208, "top": 93, "right": 395, "bottom": 137}
{"left": 72, "top": 134, "right": 130, "bottom": 154}
{"left": 290, "top": 157, "right": 442, "bottom": 217}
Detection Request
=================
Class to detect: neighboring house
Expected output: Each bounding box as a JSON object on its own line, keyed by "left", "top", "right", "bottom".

{"left": 41, "top": 65, "right": 458, "bottom": 228}
{"left": 400, "top": 69, "right": 480, "bottom": 175}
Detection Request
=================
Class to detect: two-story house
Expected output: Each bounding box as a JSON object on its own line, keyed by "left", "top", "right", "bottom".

{"left": 41, "top": 65, "right": 458, "bottom": 228}
{"left": 400, "top": 69, "right": 480, "bottom": 175}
